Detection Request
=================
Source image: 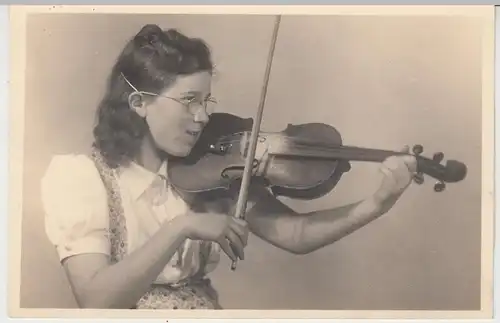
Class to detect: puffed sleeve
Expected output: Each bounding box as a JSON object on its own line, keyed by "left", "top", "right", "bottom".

{"left": 41, "top": 154, "right": 110, "bottom": 261}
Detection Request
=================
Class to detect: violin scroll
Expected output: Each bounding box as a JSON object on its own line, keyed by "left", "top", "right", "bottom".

{"left": 409, "top": 144, "right": 467, "bottom": 192}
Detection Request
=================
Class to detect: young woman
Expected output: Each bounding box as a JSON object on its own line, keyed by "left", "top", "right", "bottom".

{"left": 41, "top": 24, "right": 417, "bottom": 310}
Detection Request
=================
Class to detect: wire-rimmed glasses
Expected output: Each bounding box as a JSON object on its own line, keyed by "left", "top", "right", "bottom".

{"left": 121, "top": 72, "right": 217, "bottom": 116}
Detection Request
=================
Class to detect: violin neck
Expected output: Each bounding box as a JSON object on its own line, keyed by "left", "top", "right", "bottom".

{"left": 273, "top": 145, "right": 408, "bottom": 163}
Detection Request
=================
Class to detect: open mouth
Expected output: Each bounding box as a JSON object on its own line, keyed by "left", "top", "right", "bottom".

{"left": 186, "top": 130, "right": 200, "bottom": 137}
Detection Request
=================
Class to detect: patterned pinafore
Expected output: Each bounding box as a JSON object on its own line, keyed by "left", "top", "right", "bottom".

{"left": 90, "top": 148, "right": 221, "bottom": 310}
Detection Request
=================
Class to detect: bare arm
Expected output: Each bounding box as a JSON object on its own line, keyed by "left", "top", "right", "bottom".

{"left": 245, "top": 150, "right": 417, "bottom": 254}
{"left": 62, "top": 217, "right": 188, "bottom": 309}
{"left": 245, "top": 188, "right": 401, "bottom": 254}
{"left": 62, "top": 210, "right": 248, "bottom": 309}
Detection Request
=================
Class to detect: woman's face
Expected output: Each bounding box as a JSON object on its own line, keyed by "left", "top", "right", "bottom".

{"left": 138, "top": 71, "right": 213, "bottom": 157}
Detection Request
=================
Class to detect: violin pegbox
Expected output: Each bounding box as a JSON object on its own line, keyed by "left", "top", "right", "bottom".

{"left": 410, "top": 144, "right": 466, "bottom": 193}
{"left": 431, "top": 151, "right": 446, "bottom": 192}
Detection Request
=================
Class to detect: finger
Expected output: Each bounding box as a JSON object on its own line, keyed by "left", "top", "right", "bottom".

{"left": 385, "top": 155, "right": 416, "bottom": 175}
{"left": 402, "top": 157, "right": 417, "bottom": 173}
{"left": 242, "top": 228, "right": 249, "bottom": 246}
{"left": 228, "top": 226, "right": 245, "bottom": 250}
{"left": 384, "top": 159, "right": 409, "bottom": 183}
{"left": 230, "top": 241, "right": 244, "bottom": 261}
{"left": 398, "top": 145, "right": 418, "bottom": 172}
{"left": 218, "top": 238, "right": 237, "bottom": 262}
{"left": 226, "top": 229, "right": 245, "bottom": 260}
{"left": 229, "top": 222, "right": 249, "bottom": 246}
{"left": 230, "top": 218, "right": 248, "bottom": 236}
{"left": 382, "top": 156, "right": 401, "bottom": 172}
{"left": 388, "top": 154, "right": 416, "bottom": 174}
{"left": 233, "top": 217, "right": 247, "bottom": 227}
{"left": 379, "top": 163, "right": 397, "bottom": 184}
{"left": 400, "top": 145, "right": 410, "bottom": 154}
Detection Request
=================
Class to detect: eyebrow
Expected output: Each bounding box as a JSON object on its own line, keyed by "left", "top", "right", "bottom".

{"left": 180, "top": 91, "right": 212, "bottom": 98}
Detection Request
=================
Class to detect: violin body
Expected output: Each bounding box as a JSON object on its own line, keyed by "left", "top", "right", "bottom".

{"left": 168, "top": 113, "right": 351, "bottom": 200}
{"left": 167, "top": 113, "right": 467, "bottom": 200}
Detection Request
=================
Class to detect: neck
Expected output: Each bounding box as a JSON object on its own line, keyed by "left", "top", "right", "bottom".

{"left": 135, "top": 134, "right": 164, "bottom": 173}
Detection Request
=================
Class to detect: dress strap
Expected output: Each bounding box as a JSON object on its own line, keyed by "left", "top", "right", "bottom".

{"left": 90, "top": 147, "right": 128, "bottom": 264}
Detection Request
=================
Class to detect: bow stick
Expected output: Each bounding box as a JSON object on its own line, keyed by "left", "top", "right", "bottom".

{"left": 230, "top": 15, "right": 282, "bottom": 270}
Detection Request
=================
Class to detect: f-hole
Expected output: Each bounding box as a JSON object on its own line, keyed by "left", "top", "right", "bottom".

{"left": 221, "top": 159, "right": 260, "bottom": 179}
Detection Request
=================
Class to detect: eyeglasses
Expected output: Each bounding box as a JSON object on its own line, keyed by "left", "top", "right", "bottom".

{"left": 121, "top": 72, "right": 217, "bottom": 116}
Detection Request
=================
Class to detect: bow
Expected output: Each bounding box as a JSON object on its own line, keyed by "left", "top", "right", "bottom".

{"left": 230, "top": 15, "right": 282, "bottom": 270}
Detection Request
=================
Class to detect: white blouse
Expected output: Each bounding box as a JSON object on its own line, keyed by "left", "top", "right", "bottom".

{"left": 40, "top": 154, "right": 221, "bottom": 284}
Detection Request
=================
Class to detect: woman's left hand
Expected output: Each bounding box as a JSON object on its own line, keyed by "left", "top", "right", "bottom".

{"left": 373, "top": 145, "right": 418, "bottom": 202}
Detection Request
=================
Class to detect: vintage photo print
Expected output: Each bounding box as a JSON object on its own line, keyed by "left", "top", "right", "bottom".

{"left": 7, "top": 4, "right": 495, "bottom": 320}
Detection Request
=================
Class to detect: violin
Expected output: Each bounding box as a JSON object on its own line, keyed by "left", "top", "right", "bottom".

{"left": 167, "top": 112, "right": 468, "bottom": 200}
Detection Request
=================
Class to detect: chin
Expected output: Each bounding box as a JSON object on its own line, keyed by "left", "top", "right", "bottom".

{"left": 163, "top": 144, "right": 194, "bottom": 158}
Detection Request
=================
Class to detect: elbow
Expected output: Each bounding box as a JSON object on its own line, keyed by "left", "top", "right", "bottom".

{"left": 279, "top": 239, "right": 322, "bottom": 255}
{"left": 284, "top": 244, "right": 312, "bottom": 255}
{"left": 75, "top": 293, "right": 110, "bottom": 309}
{"left": 74, "top": 290, "right": 132, "bottom": 309}
{"left": 77, "top": 297, "right": 131, "bottom": 310}
{"left": 280, "top": 219, "right": 314, "bottom": 255}
{"left": 74, "top": 294, "right": 98, "bottom": 309}
{"left": 283, "top": 239, "right": 340, "bottom": 255}
{"left": 70, "top": 281, "right": 113, "bottom": 309}
{"left": 282, "top": 237, "right": 327, "bottom": 255}
{"left": 279, "top": 219, "right": 342, "bottom": 255}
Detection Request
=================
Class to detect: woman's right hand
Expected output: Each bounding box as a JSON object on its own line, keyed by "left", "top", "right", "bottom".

{"left": 180, "top": 211, "right": 249, "bottom": 262}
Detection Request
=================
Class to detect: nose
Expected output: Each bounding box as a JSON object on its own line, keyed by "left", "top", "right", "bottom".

{"left": 194, "top": 107, "right": 210, "bottom": 124}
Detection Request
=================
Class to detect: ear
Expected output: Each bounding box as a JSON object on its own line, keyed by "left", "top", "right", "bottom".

{"left": 128, "top": 92, "right": 147, "bottom": 118}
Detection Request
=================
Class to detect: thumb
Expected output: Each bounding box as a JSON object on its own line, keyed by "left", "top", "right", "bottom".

{"left": 218, "top": 238, "right": 237, "bottom": 262}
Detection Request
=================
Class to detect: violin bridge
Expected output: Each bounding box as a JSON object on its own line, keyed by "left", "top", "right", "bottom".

{"left": 240, "top": 131, "right": 269, "bottom": 158}
{"left": 239, "top": 131, "right": 271, "bottom": 177}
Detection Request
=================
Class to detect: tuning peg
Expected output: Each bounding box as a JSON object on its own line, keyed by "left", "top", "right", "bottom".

{"left": 433, "top": 152, "right": 444, "bottom": 163}
{"left": 412, "top": 144, "right": 424, "bottom": 155}
{"left": 413, "top": 172, "right": 424, "bottom": 184}
{"left": 434, "top": 181, "right": 446, "bottom": 192}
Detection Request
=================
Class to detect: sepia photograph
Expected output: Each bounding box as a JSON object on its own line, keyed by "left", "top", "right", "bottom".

{"left": 7, "top": 4, "right": 495, "bottom": 320}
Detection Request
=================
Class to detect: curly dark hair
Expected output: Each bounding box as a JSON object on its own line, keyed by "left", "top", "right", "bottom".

{"left": 92, "top": 24, "right": 214, "bottom": 168}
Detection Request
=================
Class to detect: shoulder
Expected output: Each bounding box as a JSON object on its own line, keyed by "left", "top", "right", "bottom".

{"left": 42, "top": 153, "right": 102, "bottom": 186}
{"left": 43, "top": 153, "right": 98, "bottom": 174}
{"left": 41, "top": 154, "right": 112, "bottom": 260}
{"left": 41, "top": 153, "right": 107, "bottom": 207}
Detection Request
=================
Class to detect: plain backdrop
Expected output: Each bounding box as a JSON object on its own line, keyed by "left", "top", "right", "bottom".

{"left": 19, "top": 13, "right": 483, "bottom": 310}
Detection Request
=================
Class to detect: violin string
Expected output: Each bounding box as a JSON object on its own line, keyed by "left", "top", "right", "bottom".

{"left": 216, "top": 133, "right": 398, "bottom": 151}
{"left": 214, "top": 136, "right": 407, "bottom": 161}
{"left": 272, "top": 148, "right": 395, "bottom": 162}
{"left": 216, "top": 137, "right": 396, "bottom": 154}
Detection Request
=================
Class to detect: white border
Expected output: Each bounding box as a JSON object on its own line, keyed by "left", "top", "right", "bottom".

{"left": 3, "top": 4, "right": 496, "bottom": 322}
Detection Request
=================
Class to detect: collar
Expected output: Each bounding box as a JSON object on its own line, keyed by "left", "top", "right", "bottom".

{"left": 118, "top": 160, "right": 168, "bottom": 200}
